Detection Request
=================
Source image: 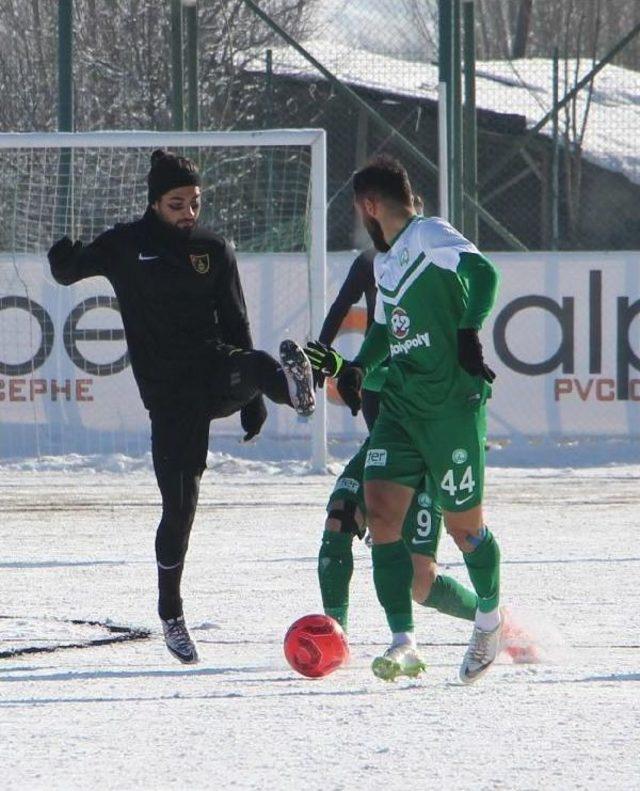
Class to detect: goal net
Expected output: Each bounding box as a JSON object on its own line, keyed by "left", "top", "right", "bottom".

{"left": 0, "top": 130, "right": 327, "bottom": 469}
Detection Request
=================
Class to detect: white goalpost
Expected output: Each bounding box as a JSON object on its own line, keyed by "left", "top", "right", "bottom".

{"left": 0, "top": 129, "right": 327, "bottom": 470}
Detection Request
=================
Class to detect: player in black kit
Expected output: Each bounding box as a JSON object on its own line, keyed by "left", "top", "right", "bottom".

{"left": 48, "top": 150, "right": 315, "bottom": 664}
{"left": 317, "top": 248, "right": 380, "bottom": 429}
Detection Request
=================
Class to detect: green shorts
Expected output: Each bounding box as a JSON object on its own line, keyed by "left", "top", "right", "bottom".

{"left": 363, "top": 406, "right": 487, "bottom": 513}
{"left": 328, "top": 438, "right": 443, "bottom": 558}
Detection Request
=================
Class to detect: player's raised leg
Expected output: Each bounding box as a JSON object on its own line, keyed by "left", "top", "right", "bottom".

{"left": 222, "top": 343, "right": 315, "bottom": 420}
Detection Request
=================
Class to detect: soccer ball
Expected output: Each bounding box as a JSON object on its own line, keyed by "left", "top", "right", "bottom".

{"left": 284, "top": 614, "right": 349, "bottom": 678}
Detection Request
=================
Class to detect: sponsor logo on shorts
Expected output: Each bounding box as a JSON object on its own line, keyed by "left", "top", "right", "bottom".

{"left": 389, "top": 331, "right": 430, "bottom": 357}
{"left": 400, "top": 247, "right": 410, "bottom": 267}
{"left": 365, "top": 449, "right": 387, "bottom": 467}
{"left": 452, "top": 448, "right": 468, "bottom": 464}
{"left": 454, "top": 494, "right": 474, "bottom": 506}
{"left": 417, "top": 493, "right": 432, "bottom": 508}
{"left": 390, "top": 307, "right": 411, "bottom": 339}
{"left": 334, "top": 477, "right": 360, "bottom": 495}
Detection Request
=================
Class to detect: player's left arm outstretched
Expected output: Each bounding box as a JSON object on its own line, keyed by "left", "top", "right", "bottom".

{"left": 48, "top": 229, "right": 117, "bottom": 285}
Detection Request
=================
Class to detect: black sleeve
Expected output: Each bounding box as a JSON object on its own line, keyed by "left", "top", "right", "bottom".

{"left": 319, "top": 252, "right": 373, "bottom": 345}
{"left": 49, "top": 229, "right": 116, "bottom": 285}
{"left": 217, "top": 243, "right": 254, "bottom": 350}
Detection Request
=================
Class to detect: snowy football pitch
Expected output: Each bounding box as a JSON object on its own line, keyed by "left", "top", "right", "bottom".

{"left": 1, "top": 455, "right": 638, "bottom": 790}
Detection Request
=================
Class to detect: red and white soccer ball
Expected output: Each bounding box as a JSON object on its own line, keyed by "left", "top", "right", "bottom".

{"left": 284, "top": 614, "right": 350, "bottom": 678}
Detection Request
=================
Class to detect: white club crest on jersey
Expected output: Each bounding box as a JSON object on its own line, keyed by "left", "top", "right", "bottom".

{"left": 391, "top": 306, "right": 411, "bottom": 339}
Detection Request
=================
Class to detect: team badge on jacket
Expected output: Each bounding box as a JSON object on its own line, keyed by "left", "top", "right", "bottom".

{"left": 190, "top": 253, "right": 210, "bottom": 274}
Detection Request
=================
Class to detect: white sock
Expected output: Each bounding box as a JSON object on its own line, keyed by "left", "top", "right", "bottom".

{"left": 475, "top": 607, "right": 501, "bottom": 631}
{"left": 391, "top": 631, "right": 416, "bottom": 648}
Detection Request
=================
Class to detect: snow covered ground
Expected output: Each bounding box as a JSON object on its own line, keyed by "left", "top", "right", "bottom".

{"left": 1, "top": 455, "right": 639, "bottom": 790}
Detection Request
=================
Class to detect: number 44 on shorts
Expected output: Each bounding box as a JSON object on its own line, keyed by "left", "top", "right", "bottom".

{"left": 440, "top": 465, "right": 476, "bottom": 506}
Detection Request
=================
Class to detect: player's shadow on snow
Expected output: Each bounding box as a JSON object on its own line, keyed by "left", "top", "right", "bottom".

{"left": 0, "top": 666, "right": 262, "bottom": 684}
{"left": 533, "top": 672, "right": 640, "bottom": 684}
{"left": 0, "top": 560, "right": 127, "bottom": 569}
{"left": 442, "top": 556, "right": 640, "bottom": 569}
{"left": 578, "top": 672, "right": 640, "bottom": 683}
{"left": 0, "top": 685, "right": 418, "bottom": 708}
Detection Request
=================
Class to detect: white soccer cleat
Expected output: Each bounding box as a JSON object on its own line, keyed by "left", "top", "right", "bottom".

{"left": 371, "top": 642, "right": 427, "bottom": 681}
{"left": 459, "top": 620, "right": 502, "bottom": 684}
{"left": 161, "top": 616, "right": 199, "bottom": 664}
{"left": 279, "top": 340, "right": 316, "bottom": 417}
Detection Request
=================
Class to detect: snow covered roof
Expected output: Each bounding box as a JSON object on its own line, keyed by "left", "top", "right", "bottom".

{"left": 246, "top": 41, "right": 640, "bottom": 186}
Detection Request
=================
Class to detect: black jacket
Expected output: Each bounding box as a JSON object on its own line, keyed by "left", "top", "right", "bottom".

{"left": 318, "top": 248, "right": 377, "bottom": 346}
{"left": 50, "top": 208, "right": 253, "bottom": 405}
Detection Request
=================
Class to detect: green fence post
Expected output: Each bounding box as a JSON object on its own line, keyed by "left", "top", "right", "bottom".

{"left": 452, "top": 0, "right": 463, "bottom": 230}
{"left": 185, "top": 1, "right": 199, "bottom": 131}
{"left": 171, "top": 0, "right": 184, "bottom": 131}
{"left": 463, "top": 0, "right": 478, "bottom": 243}
{"left": 551, "top": 47, "right": 560, "bottom": 251}
{"left": 438, "top": 0, "right": 452, "bottom": 220}
{"left": 57, "top": 0, "right": 73, "bottom": 238}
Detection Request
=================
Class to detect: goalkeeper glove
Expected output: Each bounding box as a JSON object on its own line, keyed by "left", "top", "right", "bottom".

{"left": 240, "top": 395, "right": 267, "bottom": 442}
{"left": 48, "top": 236, "right": 82, "bottom": 268}
{"left": 337, "top": 364, "right": 363, "bottom": 416}
{"left": 457, "top": 328, "right": 496, "bottom": 383}
{"left": 304, "top": 340, "right": 345, "bottom": 388}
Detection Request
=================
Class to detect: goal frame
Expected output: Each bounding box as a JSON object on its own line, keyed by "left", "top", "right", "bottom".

{"left": 0, "top": 129, "right": 327, "bottom": 470}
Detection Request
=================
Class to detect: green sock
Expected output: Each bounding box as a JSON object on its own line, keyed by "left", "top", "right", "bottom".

{"left": 421, "top": 574, "right": 478, "bottom": 621}
{"left": 371, "top": 540, "right": 414, "bottom": 634}
{"left": 463, "top": 529, "right": 500, "bottom": 613}
{"left": 318, "top": 530, "right": 353, "bottom": 631}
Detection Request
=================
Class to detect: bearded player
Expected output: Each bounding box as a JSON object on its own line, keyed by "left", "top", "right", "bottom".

{"left": 324, "top": 155, "right": 502, "bottom": 683}
{"left": 48, "top": 150, "right": 315, "bottom": 664}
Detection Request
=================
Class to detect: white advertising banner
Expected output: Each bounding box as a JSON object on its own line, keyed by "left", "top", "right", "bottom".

{"left": 485, "top": 251, "right": 640, "bottom": 437}
{"left": 1, "top": 250, "right": 639, "bottom": 457}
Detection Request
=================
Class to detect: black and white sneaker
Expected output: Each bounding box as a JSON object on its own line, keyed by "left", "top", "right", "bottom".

{"left": 459, "top": 621, "right": 502, "bottom": 684}
{"left": 161, "top": 616, "right": 199, "bottom": 664}
{"left": 279, "top": 340, "right": 315, "bottom": 417}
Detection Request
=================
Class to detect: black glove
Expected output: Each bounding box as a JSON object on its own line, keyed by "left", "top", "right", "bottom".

{"left": 337, "top": 364, "right": 363, "bottom": 416}
{"left": 304, "top": 340, "right": 345, "bottom": 388}
{"left": 457, "top": 328, "right": 496, "bottom": 383}
{"left": 48, "top": 236, "right": 82, "bottom": 268}
{"left": 240, "top": 395, "right": 267, "bottom": 442}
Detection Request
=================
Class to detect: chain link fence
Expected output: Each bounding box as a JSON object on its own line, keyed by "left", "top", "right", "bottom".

{"left": 0, "top": 0, "right": 638, "bottom": 252}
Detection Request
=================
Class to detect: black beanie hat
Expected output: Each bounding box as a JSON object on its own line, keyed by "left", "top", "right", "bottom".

{"left": 147, "top": 149, "right": 201, "bottom": 204}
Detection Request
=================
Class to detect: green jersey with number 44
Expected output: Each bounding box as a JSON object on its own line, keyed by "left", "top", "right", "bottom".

{"left": 355, "top": 216, "right": 499, "bottom": 419}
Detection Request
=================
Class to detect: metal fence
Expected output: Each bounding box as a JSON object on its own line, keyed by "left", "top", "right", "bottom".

{"left": 0, "top": 0, "right": 638, "bottom": 252}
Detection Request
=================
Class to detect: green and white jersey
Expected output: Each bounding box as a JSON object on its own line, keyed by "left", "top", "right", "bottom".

{"left": 360, "top": 215, "right": 499, "bottom": 420}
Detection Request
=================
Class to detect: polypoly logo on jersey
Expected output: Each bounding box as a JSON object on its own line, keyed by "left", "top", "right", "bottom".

{"left": 452, "top": 448, "right": 468, "bottom": 464}
{"left": 365, "top": 449, "right": 388, "bottom": 467}
{"left": 190, "top": 253, "right": 210, "bottom": 274}
{"left": 390, "top": 306, "right": 411, "bottom": 339}
{"left": 389, "top": 331, "right": 430, "bottom": 357}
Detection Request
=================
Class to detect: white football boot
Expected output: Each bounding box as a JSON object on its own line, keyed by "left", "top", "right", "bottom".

{"left": 372, "top": 642, "right": 427, "bottom": 681}
{"left": 161, "top": 616, "right": 199, "bottom": 664}
{"left": 279, "top": 340, "right": 316, "bottom": 417}
{"left": 459, "top": 620, "right": 503, "bottom": 684}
